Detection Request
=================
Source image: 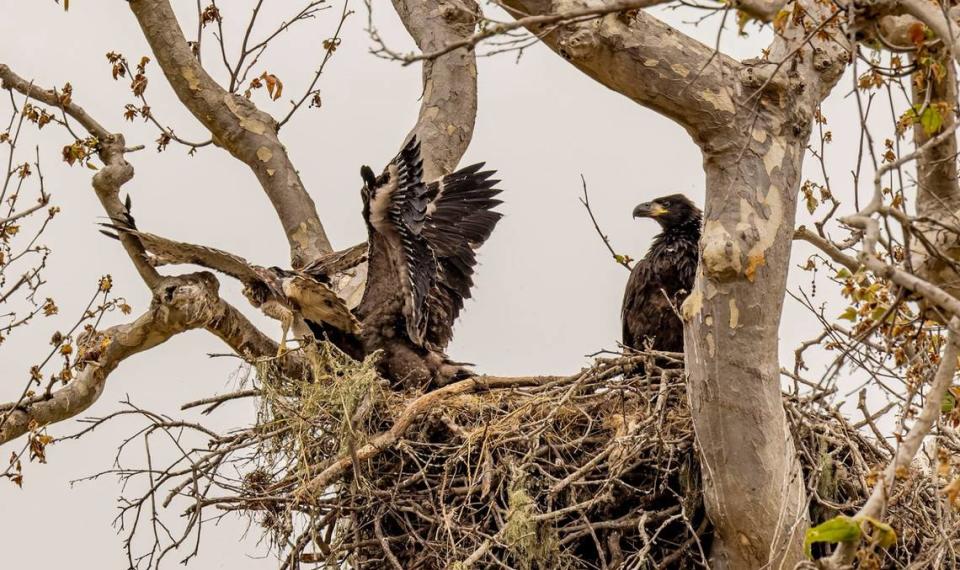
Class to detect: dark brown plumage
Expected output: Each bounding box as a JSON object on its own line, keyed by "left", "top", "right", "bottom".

{"left": 342, "top": 136, "right": 503, "bottom": 388}
{"left": 103, "top": 138, "right": 503, "bottom": 388}
{"left": 622, "top": 194, "right": 701, "bottom": 352}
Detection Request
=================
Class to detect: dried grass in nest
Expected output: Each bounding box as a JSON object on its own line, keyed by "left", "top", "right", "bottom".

{"left": 238, "top": 350, "right": 953, "bottom": 569}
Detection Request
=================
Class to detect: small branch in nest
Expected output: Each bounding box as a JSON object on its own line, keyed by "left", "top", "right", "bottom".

{"left": 181, "top": 389, "right": 261, "bottom": 414}
{"left": 579, "top": 174, "right": 632, "bottom": 270}
{"left": 289, "top": 374, "right": 555, "bottom": 500}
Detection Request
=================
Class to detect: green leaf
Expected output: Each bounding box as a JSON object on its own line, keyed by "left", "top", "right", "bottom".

{"left": 921, "top": 105, "right": 943, "bottom": 135}
{"left": 943, "top": 391, "right": 956, "bottom": 414}
{"left": 839, "top": 307, "right": 858, "bottom": 322}
{"left": 870, "top": 306, "right": 889, "bottom": 322}
{"left": 736, "top": 10, "right": 752, "bottom": 36}
{"left": 836, "top": 268, "right": 852, "bottom": 279}
{"left": 805, "top": 515, "right": 862, "bottom": 558}
{"left": 858, "top": 516, "right": 897, "bottom": 548}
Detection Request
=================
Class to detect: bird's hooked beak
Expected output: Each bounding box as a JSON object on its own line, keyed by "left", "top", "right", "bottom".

{"left": 360, "top": 165, "right": 377, "bottom": 190}
{"left": 633, "top": 201, "right": 668, "bottom": 219}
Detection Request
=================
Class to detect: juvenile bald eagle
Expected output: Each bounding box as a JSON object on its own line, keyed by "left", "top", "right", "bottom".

{"left": 622, "top": 194, "right": 701, "bottom": 353}
{"left": 342, "top": 136, "right": 503, "bottom": 388}
{"left": 103, "top": 211, "right": 361, "bottom": 356}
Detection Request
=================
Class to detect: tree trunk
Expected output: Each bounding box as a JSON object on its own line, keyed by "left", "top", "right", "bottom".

{"left": 684, "top": 127, "right": 809, "bottom": 569}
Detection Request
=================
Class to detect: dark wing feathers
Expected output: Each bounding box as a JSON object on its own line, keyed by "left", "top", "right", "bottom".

{"left": 368, "top": 137, "right": 504, "bottom": 350}
{"left": 421, "top": 164, "right": 503, "bottom": 349}
{"left": 394, "top": 139, "right": 429, "bottom": 233}
{"left": 621, "top": 231, "right": 699, "bottom": 353}
{"left": 389, "top": 137, "right": 437, "bottom": 345}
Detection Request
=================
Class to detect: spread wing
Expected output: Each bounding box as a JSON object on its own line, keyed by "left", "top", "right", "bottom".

{"left": 300, "top": 242, "right": 368, "bottom": 280}
{"left": 102, "top": 221, "right": 267, "bottom": 286}
{"left": 420, "top": 164, "right": 503, "bottom": 348}
{"left": 362, "top": 136, "right": 503, "bottom": 350}
{"left": 389, "top": 137, "right": 438, "bottom": 346}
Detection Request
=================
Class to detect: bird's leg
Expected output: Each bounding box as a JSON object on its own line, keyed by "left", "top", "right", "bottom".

{"left": 277, "top": 309, "right": 294, "bottom": 357}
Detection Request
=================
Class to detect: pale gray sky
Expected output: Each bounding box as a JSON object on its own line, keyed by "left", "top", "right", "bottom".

{"left": 0, "top": 2, "right": 887, "bottom": 567}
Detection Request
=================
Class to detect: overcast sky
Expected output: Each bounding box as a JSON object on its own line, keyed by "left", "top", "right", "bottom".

{"left": 0, "top": 2, "right": 890, "bottom": 567}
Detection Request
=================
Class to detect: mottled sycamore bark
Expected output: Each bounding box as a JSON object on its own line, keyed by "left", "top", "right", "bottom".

{"left": 128, "top": 0, "right": 333, "bottom": 267}
{"left": 499, "top": 0, "right": 848, "bottom": 566}
{"left": 336, "top": 0, "right": 481, "bottom": 303}
{"left": 392, "top": 0, "right": 479, "bottom": 181}
{"left": 910, "top": 53, "right": 960, "bottom": 301}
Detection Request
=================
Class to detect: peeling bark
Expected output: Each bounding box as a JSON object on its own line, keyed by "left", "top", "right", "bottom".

{"left": 127, "top": 0, "right": 333, "bottom": 267}
{"left": 500, "top": 0, "right": 742, "bottom": 143}
{"left": 682, "top": 9, "right": 847, "bottom": 566}
{"left": 909, "top": 52, "right": 960, "bottom": 300}
{"left": 393, "top": 0, "right": 479, "bottom": 181}
{"left": 501, "top": 1, "right": 849, "bottom": 566}
{"left": 0, "top": 273, "right": 219, "bottom": 444}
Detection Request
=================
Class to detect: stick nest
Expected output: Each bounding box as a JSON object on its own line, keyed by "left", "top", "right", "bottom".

{"left": 103, "top": 347, "right": 956, "bottom": 569}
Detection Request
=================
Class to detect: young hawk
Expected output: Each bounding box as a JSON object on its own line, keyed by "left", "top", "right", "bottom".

{"left": 336, "top": 136, "right": 503, "bottom": 388}
{"left": 622, "top": 193, "right": 701, "bottom": 353}
{"left": 104, "top": 213, "right": 361, "bottom": 356}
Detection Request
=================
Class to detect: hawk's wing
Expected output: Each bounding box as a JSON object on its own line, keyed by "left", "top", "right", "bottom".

{"left": 420, "top": 164, "right": 503, "bottom": 349}
{"left": 387, "top": 137, "right": 438, "bottom": 346}
{"left": 103, "top": 222, "right": 267, "bottom": 286}
{"left": 299, "top": 242, "right": 368, "bottom": 280}
{"left": 362, "top": 137, "right": 503, "bottom": 350}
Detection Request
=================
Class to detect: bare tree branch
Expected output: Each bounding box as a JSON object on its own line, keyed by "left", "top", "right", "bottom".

{"left": 391, "top": 0, "right": 671, "bottom": 66}
{"left": 0, "top": 273, "right": 220, "bottom": 444}
{"left": 127, "top": 0, "right": 333, "bottom": 267}
{"left": 827, "top": 318, "right": 960, "bottom": 567}
{"left": 0, "top": 63, "right": 160, "bottom": 287}
{"left": 498, "top": 0, "right": 742, "bottom": 140}
{"left": 0, "top": 62, "right": 287, "bottom": 371}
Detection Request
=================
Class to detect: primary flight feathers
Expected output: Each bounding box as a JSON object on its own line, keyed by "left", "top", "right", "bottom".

{"left": 102, "top": 136, "right": 504, "bottom": 388}
{"left": 353, "top": 136, "right": 503, "bottom": 386}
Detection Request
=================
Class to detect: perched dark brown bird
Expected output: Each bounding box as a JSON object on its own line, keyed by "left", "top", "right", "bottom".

{"left": 328, "top": 136, "right": 503, "bottom": 388}
{"left": 621, "top": 193, "right": 701, "bottom": 353}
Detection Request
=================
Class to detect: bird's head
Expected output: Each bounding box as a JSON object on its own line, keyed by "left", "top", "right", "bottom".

{"left": 360, "top": 165, "right": 378, "bottom": 203}
{"left": 632, "top": 194, "right": 701, "bottom": 230}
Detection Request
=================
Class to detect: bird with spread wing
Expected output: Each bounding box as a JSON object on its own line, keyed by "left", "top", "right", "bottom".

{"left": 102, "top": 204, "right": 361, "bottom": 357}
{"left": 342, "top": 136, "right": 504, "bottom": 388}
{"left": 103, "top": 136, "right": 503, "bottom": 388}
